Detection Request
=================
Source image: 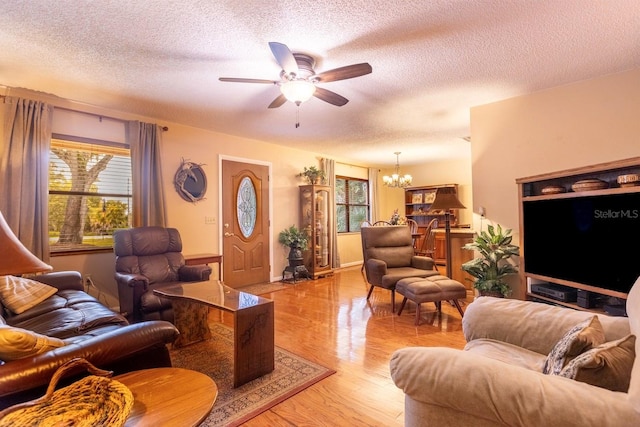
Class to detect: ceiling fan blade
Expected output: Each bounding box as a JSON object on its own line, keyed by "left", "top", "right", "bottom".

{"left": 313, "top": 87, "right": 349, "bottom": 106}
{"left": 268, "top": 42, "right": 298, "bottom": 75}
{"left": 314, "top": 63, "right": 372, "bottom": 83}
{"left": 219, "top": 77, "right": 278, "bottom": 84}
{"left": 268, "top": 94, "right": 287, "bottom": 109}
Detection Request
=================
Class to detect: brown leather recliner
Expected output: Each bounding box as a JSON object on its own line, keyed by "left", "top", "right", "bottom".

{"left": 114, "top": 226, "right": 212, "bottom": 323}
{"left": 361, "top": 225, "right": 439, "bottom": 311}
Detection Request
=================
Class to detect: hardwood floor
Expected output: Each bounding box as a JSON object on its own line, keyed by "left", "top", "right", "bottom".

{"left": 237, "top": 266, "right": 470, "bottom": 426}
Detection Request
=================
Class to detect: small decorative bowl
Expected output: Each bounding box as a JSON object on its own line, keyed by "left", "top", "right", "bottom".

{"left": 541, "top": 185, "right": 566, "bottom": 195}
{"left": 617, "top": 174, "right": 640, "bottom": 187}
{"left": 571, "top": 179, "right": 608, "bottom": 192}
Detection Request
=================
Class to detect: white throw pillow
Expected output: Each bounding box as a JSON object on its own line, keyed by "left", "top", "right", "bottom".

{"left": 0, "top": 275, "right": 57, "bottom": 314}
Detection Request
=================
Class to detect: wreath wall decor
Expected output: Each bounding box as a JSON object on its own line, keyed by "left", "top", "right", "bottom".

{"left": 174, "top": 159, "right": 207, "bottom": 203}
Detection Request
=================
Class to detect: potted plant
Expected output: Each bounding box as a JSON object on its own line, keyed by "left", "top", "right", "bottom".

{"left": 278, "top": 225, "right": 310, "bottom": 266}
{"left": 461, "top": 224, "right": 520, "bottom": 297}
{"left": 298, "top": 166, "right": 326, "bottom": 185}
{"left": 389, "top": 209, "right": 407, "bottom": 225}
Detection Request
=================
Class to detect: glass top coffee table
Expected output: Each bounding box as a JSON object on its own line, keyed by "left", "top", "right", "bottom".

{"left": 153, "top": 280, "right": 274, "bottom": 387}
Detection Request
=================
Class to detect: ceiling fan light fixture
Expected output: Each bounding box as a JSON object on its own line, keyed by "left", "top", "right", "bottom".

{"left": 280, "top": 80, "right": 316, "bottom": 104}
{"left": 383, "top": 152, "right": 412, "bottom": 188}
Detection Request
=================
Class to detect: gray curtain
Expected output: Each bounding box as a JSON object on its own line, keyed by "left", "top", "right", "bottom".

{"left": 0, "top": 97, "right": 52, "bottom": 262}
{"left": 368, "top": 167, "right": 380, "bottom": 223}
{"left": 127, "top": 121, "right": 166, "bottom": 227}
{"left": 321, "top": 158, "right": 340, "bottom": 269}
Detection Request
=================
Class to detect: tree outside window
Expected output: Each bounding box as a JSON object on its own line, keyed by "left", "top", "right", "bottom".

{"left": 336, "top": 177, "right": 369, "bottom": 232}
{"left": 49, "top": 137, "right": 132, "bottom": 253}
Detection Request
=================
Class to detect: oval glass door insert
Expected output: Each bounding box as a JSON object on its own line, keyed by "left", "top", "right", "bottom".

{"left": 237, "top": 176, "right": 257, "bottom": 238}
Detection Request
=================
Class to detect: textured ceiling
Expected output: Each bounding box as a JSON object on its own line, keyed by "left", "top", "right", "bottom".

{"left": 1, "top": 1, "right": 639, "bottom": 166}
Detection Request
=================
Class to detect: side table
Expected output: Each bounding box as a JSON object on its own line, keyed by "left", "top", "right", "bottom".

{"left": 184, "top": 253, "right": 222, "bottom": 280}
{"left": 115, "top": 367, "right": 217, "bottom": 426}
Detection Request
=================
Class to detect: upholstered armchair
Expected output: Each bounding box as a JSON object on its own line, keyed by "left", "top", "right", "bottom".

{"left": 390, "top": 277, "right": 640, "bottom": 426}
{"left": 114, "top": 226, "right": 212, "bottom": 323}
{"left": 361, "top": 226, "right": 439, "bottom": 311}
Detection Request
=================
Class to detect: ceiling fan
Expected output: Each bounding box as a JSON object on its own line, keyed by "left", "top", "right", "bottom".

{"left": 219, "top": 42, "right": 372, "bottom": 109}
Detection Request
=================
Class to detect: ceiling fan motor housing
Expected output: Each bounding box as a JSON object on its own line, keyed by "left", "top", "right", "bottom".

{"left": 288, "top": 53, "right": 316, "bottom": 81}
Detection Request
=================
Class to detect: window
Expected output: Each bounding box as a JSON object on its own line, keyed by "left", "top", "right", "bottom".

{"left": 48, "top": 136, "right": 132, "bottom": 254}
{"left": 336, "top": 176, "right": 369, "bottom": 232}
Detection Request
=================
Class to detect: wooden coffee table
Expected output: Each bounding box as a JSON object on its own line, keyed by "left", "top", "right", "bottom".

{"left": 115, "top": 367, "right": 217, "bottom": 426}
{"left": 153, "top": 280, "right": 275, "bottom": 387}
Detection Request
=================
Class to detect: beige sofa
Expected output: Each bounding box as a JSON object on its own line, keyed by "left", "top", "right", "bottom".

{"left": 390, "top": 278, "right": 640, "bottom": 426}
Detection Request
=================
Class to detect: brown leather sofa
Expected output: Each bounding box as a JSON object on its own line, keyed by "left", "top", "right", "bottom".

{"left": 0, "top": 271, "right": 179, "bottom": 408}
{"left": 114, "top": 226, "right": 212, "bottom": 323}
{"left": 361, "top": 225, "right": 439, "bottom": 311}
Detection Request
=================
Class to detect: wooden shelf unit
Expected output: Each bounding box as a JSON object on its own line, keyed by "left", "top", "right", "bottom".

{"left": 300, "top": 185, "right": 334, "bottom": 279}
{"left": 517, "top": 157, "right": 640, "bottom": 312}
{"left": 404, "top": 184, "right": 460, "bottom": 226}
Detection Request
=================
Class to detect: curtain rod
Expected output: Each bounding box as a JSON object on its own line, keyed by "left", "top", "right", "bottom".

{"left": 55, "top": 106, "right": 169, "bottom": 132}
{"left": 320, "top": 157, "right": 369, "bottom": 169}
{"left": 1, "top": 94, "right": 168, "bottom": 131}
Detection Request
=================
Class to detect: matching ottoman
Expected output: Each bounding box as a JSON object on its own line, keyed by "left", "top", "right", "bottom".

{"left": 396, "top": 275, "right": 467, "bottom": 325}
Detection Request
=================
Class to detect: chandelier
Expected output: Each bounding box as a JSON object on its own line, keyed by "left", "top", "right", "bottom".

{"left": 383, "top": 152, "right": 412, "bottom": 188}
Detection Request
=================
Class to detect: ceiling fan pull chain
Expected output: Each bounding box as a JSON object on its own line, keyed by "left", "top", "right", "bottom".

{"left": 295, "top": 104, "right": 301, "bottom": 128}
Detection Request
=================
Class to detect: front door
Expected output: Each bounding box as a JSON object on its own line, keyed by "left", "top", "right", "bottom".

{"left": 221, "top": 160, "right": 270, "bottom": 288}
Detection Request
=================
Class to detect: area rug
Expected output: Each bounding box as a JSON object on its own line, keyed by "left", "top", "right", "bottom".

{"left": 170, "top": 323, "right": 335, "bottom": 426}
{"left": 236, "top": 281, "right": 289, "bottom": 295}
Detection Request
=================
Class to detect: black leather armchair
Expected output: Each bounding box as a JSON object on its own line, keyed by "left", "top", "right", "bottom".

{"left": 114, "top": 226, "right": 212, "bottom": 323}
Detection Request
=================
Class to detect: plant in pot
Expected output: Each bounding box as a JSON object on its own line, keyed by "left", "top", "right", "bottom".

{"left": 298, "top": 166, "right": 326, "bottom": 185}
{"left": 278, "top": 225, "right": 310, "bottom": 267}
{"left": 461, "top": 224, "right": 520, "bottom": 297}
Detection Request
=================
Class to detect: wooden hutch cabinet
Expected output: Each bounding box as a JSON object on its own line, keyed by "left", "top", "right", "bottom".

{"left": 404, "top": 184, "right": 461, "bottom": 251}
{"left": 300, "top": 185, "right": 334, "bottom": 279}
{"left": 404, "top": 184, "right": 461, "bottom": 228}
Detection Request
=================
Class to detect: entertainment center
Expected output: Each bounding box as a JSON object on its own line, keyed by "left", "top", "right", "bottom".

{"left": 517, "top": 157, "right": 640, "bottom": 314}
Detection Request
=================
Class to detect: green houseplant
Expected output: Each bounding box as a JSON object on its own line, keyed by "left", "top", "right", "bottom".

{"left": 298, "top": 166, "right": 326, "bottom": 185}
{"left": 278, "top": 225, "right": 309, "bottom": 249}
{"left": 278, "top": 225, "right": 309, "bottom": 267}
{"left": 461, "top": 224, "right": 520, "bottom": 297}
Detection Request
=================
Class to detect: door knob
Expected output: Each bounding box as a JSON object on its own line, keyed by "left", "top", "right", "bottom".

{"left": 224, "top": 232, "right": 235, "bottom": 237}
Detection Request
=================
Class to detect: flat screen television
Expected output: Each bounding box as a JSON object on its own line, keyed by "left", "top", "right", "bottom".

{"left": 523, "top": 192, "right": 640, "bottom": 295}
